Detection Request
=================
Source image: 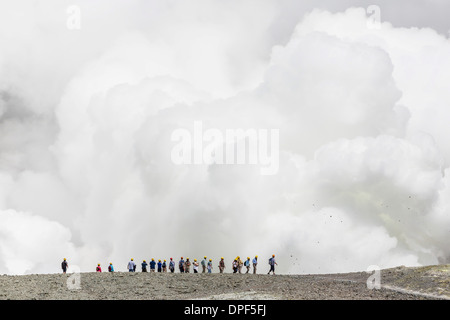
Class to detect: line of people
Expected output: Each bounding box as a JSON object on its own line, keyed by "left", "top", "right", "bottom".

{"left": 62, "top": 254, "right": 278, "bottom": 275}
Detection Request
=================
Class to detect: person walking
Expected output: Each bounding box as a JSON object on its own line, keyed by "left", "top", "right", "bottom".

{"left": 237, "top": 256, "right": 243, "bottom": 274}
{"left": 244, "top": 257, "right": 251, "bottom": 273}
{"left": 232, "top": 259, "right": 238, "bottom": 273}
{"left": 218, "top": 257, "right": 225, "bottom": 273}
{"left": 108, "top": 263, "right": 114, "bottom": 272}
{"left": 96, "top": 264, "right": 102, "bottom": 272}
{"left": 128, "top": 258, "right": 136, "bottom": 272}
{"left": 193, "top": 259, "right": 199, "bottom": 273}
{"left": 207, "top": 259, "right": 213, "bottom": 274}
{"left": 179, "top": 257, "right": 185, "bottom": 273}
{"left": 141, "top": 260, "right": 148, "bottom": 272}
{"left": 61, "top": 258, "right": 68, "bottom": 274}
{"left": 252, "top": 256, "right": 258, "bottom": 274}
{"left": 169, "top": 258, "right": 175, "bottom": 273}
{"left": 184, "top": 258, "right": 191, "bottom": 273}
{"left": 268, "top": 254, "right": 278, "bottom": 275}
{"left": 162, "top": 260, "right": 167, "bottom": 272}
{"left": 201, "top": 256, "right": 207, "bottom": 273}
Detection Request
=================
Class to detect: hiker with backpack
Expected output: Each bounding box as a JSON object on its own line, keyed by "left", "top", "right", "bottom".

{"left": 108, "top": 263, "right": 114, "bottom": 272}
{"left": 127, "top": 258, "right": 136, "bottom": 272}
{"left": 268, "top": 254, "right": 278, "bottom": 275}
{"left": 244, "top": 257, "right": 251, "bottom": 273}
{"left": 96, "top": 264, "right": 102, "bottom": 272}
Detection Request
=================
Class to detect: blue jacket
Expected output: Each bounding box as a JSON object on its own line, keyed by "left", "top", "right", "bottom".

{"left": 150, "top": 260, "right": 156, "bottom": 269}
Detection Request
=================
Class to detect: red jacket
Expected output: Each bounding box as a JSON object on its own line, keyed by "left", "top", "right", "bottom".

{"left": 96, "top": 266, "right": 102, "bottom": 272}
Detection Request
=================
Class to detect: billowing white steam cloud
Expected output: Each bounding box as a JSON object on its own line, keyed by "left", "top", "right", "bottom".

{"left": 0, "top": 2, "right": 449, "bottom": 275}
